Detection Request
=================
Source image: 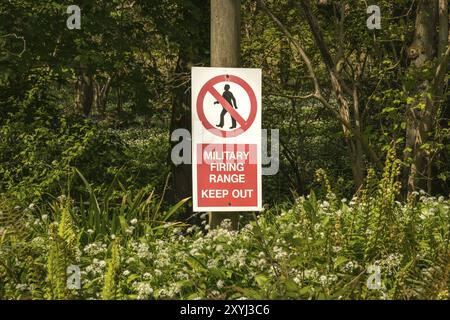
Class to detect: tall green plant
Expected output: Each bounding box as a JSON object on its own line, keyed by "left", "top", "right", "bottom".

{"left": 101, "top": 241, "right": 121, "bottom": 300}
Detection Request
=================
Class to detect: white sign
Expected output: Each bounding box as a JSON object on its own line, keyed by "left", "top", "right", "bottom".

{"left": 191, "top": 67, "right": 262, "bottom": 212}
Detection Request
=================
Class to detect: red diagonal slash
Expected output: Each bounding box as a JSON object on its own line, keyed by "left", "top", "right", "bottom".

{"left": 207, "top": 86, "right": 247, "bottom": 128}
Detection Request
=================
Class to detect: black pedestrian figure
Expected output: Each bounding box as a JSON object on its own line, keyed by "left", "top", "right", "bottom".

{"left": 214, "top": 84, "right": 238, "bottom": 129}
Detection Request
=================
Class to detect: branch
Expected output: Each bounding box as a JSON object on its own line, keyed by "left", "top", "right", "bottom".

{"left": 297, "top": 0, "right": 353, "bottom": 96}
{"left": 298, "top": 0, "right": 334, "bottom": 70}
{"left": 433, "top": 44, "right": 450, "bottom": 92}
{"left": 267, "top": 92, "right": 315, "bottom": 100}
{"left": 258, "top": 0, "right": 321, "bottom": 95}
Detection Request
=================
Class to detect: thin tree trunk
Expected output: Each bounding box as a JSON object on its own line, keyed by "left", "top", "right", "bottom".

{"left": 404, "top": 0, "right": 437, "bottom": 194}
{"left": 96, "top": 77, "right": 111, "bottom": 118}
{"left": 299, "top": 0, "right": 365, "bottom": 188}
{"left": 437, "top": 0, "right": 448, "bottom": 59}
{"left": 76, "top": 65, "right": 94, "bottom": 118}
{"left": 351, "top": 87, "right": 365, "bottom": 188}
{"left": 117, "top": 84, "right": 123, "bottom": 115}
{"left": 430, "top": 0, "right": 449, "bottom": 194}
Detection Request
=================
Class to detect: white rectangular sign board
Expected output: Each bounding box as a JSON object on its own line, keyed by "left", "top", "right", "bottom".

{"left": 191, "top": 67, "right": 262, "bottom": 212}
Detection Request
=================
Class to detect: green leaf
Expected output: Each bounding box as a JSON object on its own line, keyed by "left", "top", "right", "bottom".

{"left": 334, "top": 256, "right": 348, "bottom": 268}
{"left": 254, "top": 274, "right": 269, "bottom": 287}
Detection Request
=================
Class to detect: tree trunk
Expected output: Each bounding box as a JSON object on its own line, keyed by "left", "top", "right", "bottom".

{"left": 433, "top": 0, "right": 449, "bottom": 194}
{"left": 76, "top": 65, "right": 94, "bottom": 118}
{"left": 404, "top": 0, "right": 437, "bottom": 194}
{"left": 169, "top": 51, "right": 194, "bottom": 223}
{"left": 437, "top": 0, "right": 448, "bottom": 60}
{"left": 96, "top": 77, "right": 111, "bottom": 118}
{"left": 117, "top": 84, "right": 123, "bottom": 115}
{"left": 166, "top": 1, "right": 209, "bottom": 225}
{"left": 209, "top": 0, "right": 241, "bottom": 230}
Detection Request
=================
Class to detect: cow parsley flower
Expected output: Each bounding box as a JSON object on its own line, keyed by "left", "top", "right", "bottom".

{"left": 134, "top": 282, "right": 154, "bottom": 300}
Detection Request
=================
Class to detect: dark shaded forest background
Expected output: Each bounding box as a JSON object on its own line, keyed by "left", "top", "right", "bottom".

{"left": 1, "top": 0, "right": 449, "bottom": 209}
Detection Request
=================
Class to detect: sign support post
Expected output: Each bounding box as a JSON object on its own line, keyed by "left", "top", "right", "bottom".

{"left": 209, "top": 0, "right": 241, "bottom": 230}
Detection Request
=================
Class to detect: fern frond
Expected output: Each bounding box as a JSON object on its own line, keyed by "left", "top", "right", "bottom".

{"left": 101, "top": 240, "right": 121, "bottom": 300}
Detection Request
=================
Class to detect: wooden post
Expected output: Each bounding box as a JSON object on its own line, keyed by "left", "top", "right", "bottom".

{"left": 209, "top": 0, "right": 241, "bottom": 230}
{"left": 211, "top": 0, "right": 241, "bottom": 67}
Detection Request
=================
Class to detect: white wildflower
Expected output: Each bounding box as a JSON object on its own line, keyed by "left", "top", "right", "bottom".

{"left": 134, "top": 282, "right": 153, "bottom": 300}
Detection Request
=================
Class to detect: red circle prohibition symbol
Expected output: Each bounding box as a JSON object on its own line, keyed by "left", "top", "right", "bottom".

{"left": 196, "top": 74, "right": 257, "bottom": 138}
